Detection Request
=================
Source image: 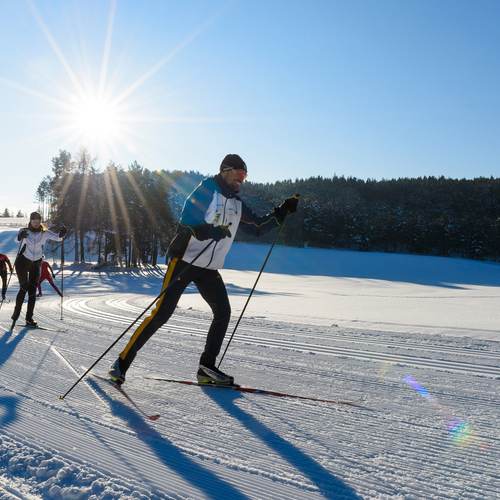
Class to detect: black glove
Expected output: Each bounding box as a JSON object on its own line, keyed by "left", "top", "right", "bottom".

{"left": 59, "top": 226, "right": 67, "bottom": 238}
{"left": 273, "top": 196, "right": 299, "bottom": 224}
{"left": 208, "top": 224, "right": 232, "bottom": 241}
{"left": 18, "top": 228, "right": 28, "bottom": 240}
{"left": 194, "top": 224, "right": 232, "bottom": 241}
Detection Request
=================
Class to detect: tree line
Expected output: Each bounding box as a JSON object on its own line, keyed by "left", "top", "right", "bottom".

{"left": 239, "top": 175, "right": 500, "bottom": 260}
{"left": 37, "top": 150, "right": 177, "bottom": 266}
{"left": 1, "top": 209, "right": 25, "bottom": 217}
{"left": 36, "top": 149, "right": 500, "bottom": 265}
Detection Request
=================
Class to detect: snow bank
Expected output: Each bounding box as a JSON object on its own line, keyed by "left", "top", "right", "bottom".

{"left": 0, "top": 434, "right": 153, "bottom": 499}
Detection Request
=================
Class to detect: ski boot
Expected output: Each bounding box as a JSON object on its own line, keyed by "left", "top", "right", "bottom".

{"left": 108, "top": 358, "right": 126, "bottom": 386}
{"left": 197, "top": 364, "right": 234, "bottom": 385}
{"left": 25, "top": 319, "right": 38, "bottom": 328}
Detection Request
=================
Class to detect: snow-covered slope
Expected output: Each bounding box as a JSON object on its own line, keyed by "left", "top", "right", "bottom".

{"left": 0, "top": 228, "right": 498, "bottom": 498}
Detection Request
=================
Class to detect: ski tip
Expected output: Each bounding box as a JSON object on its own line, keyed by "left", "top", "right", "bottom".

{"left": 148, "top": 414, "right": 161, "bottom": 421}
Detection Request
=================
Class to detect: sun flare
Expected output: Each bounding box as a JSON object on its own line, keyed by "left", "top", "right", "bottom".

{"left": 69, "top": 94, "right": 123, "bottom": 148}
{"left": 5, "top": 0, "right": 218, "bottom": 162}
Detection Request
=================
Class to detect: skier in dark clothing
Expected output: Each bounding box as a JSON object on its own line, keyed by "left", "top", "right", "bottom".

{"left": 37, "top": 258, "right": 62, "bottom": 297}
{"left": 109, "top": 154, "right": 298, "bottom": 386}
{"left": 0, "top": 253, "right": 13, "bottom": 301}
{"left": 11, "top": 212, "right": 67, "bottom": 328}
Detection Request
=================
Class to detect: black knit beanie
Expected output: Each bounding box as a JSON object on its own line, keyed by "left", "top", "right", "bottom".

{"left": 220, "top": 154, "right": 247, "bottom": 173}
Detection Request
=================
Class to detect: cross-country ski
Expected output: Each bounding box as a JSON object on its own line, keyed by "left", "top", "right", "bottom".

{"left": 145, "top": 376, "right": 366, "bottom": 407}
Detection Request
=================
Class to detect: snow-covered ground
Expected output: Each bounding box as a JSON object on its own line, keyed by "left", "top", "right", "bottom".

{"left": 0, "top": 226, "right": 498, "bottom": 498}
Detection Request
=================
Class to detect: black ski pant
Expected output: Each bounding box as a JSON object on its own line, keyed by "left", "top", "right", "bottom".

{"left": 1, "top": 269, "right": 7, "bottom": 298}
{"left": 13, "top": 255, "right": 41, "bottom": 322}
{"left": 119, "top": 257, "right": 231, "bottom": 373}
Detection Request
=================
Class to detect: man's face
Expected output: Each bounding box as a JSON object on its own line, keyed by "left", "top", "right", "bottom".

{"left": 30, "top": 218, "right": 41, "bottom": 229}
{"left": 221, "top": 168, "right": 247, "bottom": 192}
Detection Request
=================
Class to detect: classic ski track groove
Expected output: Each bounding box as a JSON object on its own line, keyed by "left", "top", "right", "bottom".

{"left": 1, "top": 364, "right": 497, "bottom": 500}
{"left": 0, "top": 339, "right": 374, "bottom": 494}
{"left": 68, "top": 294, "right": 500, "bottom": 362}
{"left": 89, "top": 295, "right": 500, "bottom": 358}
{"left": 61, "top": 296, "right": 500, "bottom": 377}
{"left": 6, "top": 319, "right": 499, "bottom": 448}
{"left": 37, "top": 294, "right": 500, "bottom": 367}
{"left": 22, "top": 334, "right": 500, "bottom": 420}
{"left": 111, "top": 296, "right": 500, "bottom": 358}
{"left": 0, "top": 377, "right": 314, "bottom": 498}
{"left": 8, "top": 315, "right": 500, "bottom": 411}
{"left": 1, "top": 364, "right": 498, "bottom": 500}
{"left": 1, "top": 293, "right": 498, "bottom": 498}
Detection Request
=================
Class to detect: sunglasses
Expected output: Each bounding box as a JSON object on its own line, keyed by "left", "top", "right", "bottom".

{"left": 233, "top": 169, "right": 247, "bottom": 181}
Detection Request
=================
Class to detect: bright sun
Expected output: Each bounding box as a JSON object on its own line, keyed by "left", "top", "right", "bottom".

{"left": 8, "top": 0, "right": 213, "bottom": 161}
{"left": 70, "top": 95, "right": 123, "bottom": 148}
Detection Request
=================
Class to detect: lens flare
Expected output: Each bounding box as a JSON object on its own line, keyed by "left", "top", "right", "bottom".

{"left": 447, "top": 418, "right": 474, "bottom": 446}
{"left": 402, "top": 374, "right": 488, "bottom": 450}
{"left": 403, "top": 375, "right": 433, "bottom": 401}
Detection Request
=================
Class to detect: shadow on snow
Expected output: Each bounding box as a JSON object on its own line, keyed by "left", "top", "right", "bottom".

{"left": 89, "top": 378, "right": 249, "bottom": 499}
{"left": 0, "top": 327, "right": 29, "bottom": 427}
{"left": 203, "top": 388, "right": 362, "bottom": 500}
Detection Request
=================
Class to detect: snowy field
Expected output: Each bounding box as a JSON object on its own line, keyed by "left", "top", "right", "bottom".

{"left": 0, "top": 226, "right": 498, "bottom": 498}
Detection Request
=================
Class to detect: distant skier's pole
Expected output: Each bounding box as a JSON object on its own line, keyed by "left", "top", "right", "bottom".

{"left": 59, "top": 239, "right": 216, "bottom": 400}
{"left": 60, "top": 240, "right": 64, "bottom": 321}
{"left": 0, "top": 239, "right": 24, "bottom": 312}
{"left": 218, "top": 195, "right": 300, "bottom": 368}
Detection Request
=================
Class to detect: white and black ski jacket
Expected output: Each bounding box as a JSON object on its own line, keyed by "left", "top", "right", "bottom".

{"left": 17, "top": 228, "right": 63, "bottom": 262}
{"left": 168, "top": 175, "right": 279, "bottom": 270}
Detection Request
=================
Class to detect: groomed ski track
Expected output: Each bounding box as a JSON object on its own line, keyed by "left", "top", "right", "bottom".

{"left": 1, "top": 288, "right": 499, "bottom": 498}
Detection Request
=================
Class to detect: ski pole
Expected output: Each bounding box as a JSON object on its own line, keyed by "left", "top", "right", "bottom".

{"left": 218, "top": 195, "right": 300, "bottom": 368}
{"left": 0, "top": 239, "right": 24, "bottom": 312}
{"left": 60, "top": 239, "right": 64, "bottom": 321}
{"left": 59, "top": 238, "right": 216, "bottom": 400}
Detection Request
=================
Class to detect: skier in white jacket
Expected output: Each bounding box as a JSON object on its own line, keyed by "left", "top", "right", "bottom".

{"left": 109, "top": 154, "right": 299, "bottom": 386}
{"left": 11, "top": 212, "right": 67, "bottom": 328}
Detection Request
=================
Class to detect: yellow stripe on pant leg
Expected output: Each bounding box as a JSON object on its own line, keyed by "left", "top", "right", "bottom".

{"left": 120, "top": 258, "right": 179, "bottom": 360}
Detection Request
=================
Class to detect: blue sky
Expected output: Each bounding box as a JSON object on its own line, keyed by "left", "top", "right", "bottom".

{"left": 0, "top": 0, "right": 499, "bottom": 213}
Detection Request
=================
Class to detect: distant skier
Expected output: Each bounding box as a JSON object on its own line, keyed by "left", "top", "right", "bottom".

{"left": 11, "top": 212, "right": 67, "bottom": 328}
{"left": 0, "top": 252, "right": 13, "bottom": 301}
{"left": 37, "top": 257, "right": 62, "bottom": 298}
{"left": 109, "top": 154, "right": 298, "bottom": 386}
